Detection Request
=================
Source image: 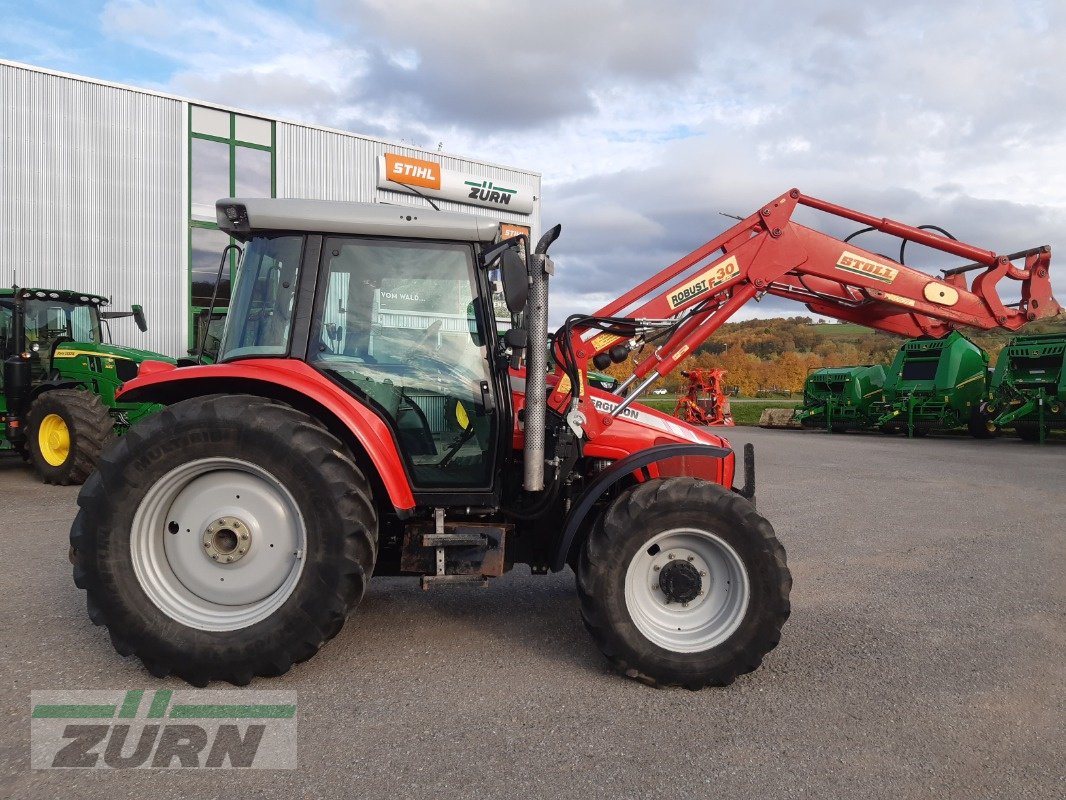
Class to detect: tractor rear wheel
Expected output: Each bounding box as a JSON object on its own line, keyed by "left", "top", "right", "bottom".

{"left": 577, "top": 478, "right": 791, "bottom": 688}
{"left": 71, "top": 394, "right": 378, "bottom": 685}
{"left": 27, "top": 389, "right": 114, "bottom": 485}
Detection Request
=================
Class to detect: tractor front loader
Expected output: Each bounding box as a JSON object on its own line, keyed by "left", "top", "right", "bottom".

{"left": 71, "top": 190, "right": 1059, "bottom": 688}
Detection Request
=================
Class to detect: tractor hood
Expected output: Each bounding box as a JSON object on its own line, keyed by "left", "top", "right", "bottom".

{"left": 53, "top": 342, "right": 176, "bottom": 365}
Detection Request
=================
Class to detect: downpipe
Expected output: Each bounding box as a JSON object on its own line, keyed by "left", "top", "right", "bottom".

{"left": 523, "top": 226, "right": 561, "bottom": 492}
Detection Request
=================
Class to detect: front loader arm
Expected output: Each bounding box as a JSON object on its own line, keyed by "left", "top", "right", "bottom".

{"left": 550, "top": 188, "right": 1060, "bottom": 436}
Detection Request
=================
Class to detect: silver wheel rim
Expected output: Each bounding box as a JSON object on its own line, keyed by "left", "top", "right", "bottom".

{"left": 130, "top": 457, "right": 307, "bottom": 632}
{"left": 624, "top": 527, "right": 750, "bottom": 653}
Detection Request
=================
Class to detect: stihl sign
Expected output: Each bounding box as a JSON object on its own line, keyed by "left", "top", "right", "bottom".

{"left": 377, "top": 155, "right": 535, "bottom": 215}
{"left": 384, "top": 154, "right": 441, "bottom": 190}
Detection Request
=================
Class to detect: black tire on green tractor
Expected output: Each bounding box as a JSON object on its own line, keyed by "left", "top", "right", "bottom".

{"left": 577, "top": 477, "right": 791, "bottom": 689}
{"left": 70, "top": 394, "right": 378, "bottom": 686}
{"left": 1015, "top": 423, "right": 1042, "bottom": 442}
{"left": 26, "top": 389, "right": 115, "bottom": 485}
{"left": 968, "top": 407, "right": 998, "bottom": 439}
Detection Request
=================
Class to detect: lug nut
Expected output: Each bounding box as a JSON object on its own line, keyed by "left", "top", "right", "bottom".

{"left": 682, "top": 602, "right": 689, "bottom": 608}
{"left": 687, "top": 555, "right": 694, "bottom": 562}
{"left": 700, "top": 570, "right": 707, "bottom": 577}
{"left": 667, "top": 553, "right": 675, "bottom": 560}
{"left": 653, "top": 565, "right": 660, "bottom": 571}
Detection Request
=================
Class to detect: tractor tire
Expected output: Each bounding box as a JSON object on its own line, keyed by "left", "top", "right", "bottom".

{"left": 70, "top": 394, "right": 378, "bottom": 686}
{"left": 1015, "top": 423, "right": 1042, "bottom": 442}
{"left": 577, "top": 478, "right": 791, "bottom": 688}
{"left": 968, "top": 407, "right": 998, "bottom": 439}
{"left": 27, "top": 389, "right": 115, "bottom": 485}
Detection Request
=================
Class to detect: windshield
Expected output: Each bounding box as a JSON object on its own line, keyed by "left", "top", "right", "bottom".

{"left": 217, "top": 235, "right": 305, "bottom": 361}
{"left": 0, "top": 297, "right": 102, "bottom": 380}
{"left": 24, "top": 299, "right": 102, "bottom": 349}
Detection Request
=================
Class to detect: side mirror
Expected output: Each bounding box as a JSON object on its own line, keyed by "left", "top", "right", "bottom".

{"left": 500, "top": 248, "right": 528, "bottom": 313}
{"left": 132, "top": 304, "right": 147, "bottom": 332}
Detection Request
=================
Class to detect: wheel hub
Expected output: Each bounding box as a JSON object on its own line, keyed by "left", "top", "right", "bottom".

{"left": 202, "top": 516, "right": 252, "bottom": 564}
{"left": 38, "top": 413, "right": 71, "bottom": 466}
{"left": 131, "top": 459, "right": 307, "bottom": 631}
{"left": 658, "top": 559, "right": 702, "bottom": 604}
{"left": 624, "top": 528, "right": 750, "bottom": 653}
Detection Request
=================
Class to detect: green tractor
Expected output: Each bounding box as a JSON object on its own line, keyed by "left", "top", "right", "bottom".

{"left": 793, "top": 364, "right": 886, "bottom": 432}
{"left": 986, "top": 333, "right": 1066, "bottom": 442}
{"left": 1, "top": 287, "right": 174, "bottom": 484}
{"left": 872, "top": 331, "right": 991, "bottom": 438}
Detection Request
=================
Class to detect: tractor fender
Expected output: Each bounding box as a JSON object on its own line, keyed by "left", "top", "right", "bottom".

{"left": 551, "top": 443, "right": 732, "bottom": 572}
{"left": 118, "top": 359, "right": 416, "bottom": 513}
{"left": 30, "top": 377, "right": 84, "bottom": 400}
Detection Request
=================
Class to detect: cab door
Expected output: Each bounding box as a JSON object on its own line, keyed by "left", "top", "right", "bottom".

{"left": 310, "top": 236, "right": 501, "bottom": 492}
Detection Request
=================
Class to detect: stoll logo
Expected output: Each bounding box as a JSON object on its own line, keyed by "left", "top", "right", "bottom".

{"left": 835, "top": 250, "right": 899, "bottom": 284}
{"left": 30, "top": 690, "right": 297, "bottom": 769}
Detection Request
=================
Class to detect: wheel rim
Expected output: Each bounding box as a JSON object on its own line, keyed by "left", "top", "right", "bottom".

{"left": 130, "top": 457, "right": 307, "bottom": 632}
{"left": 624, "top": 527, "right": 750, "bottom": 653}
{"left": 38, "top": 413, "right": 70, "bottom": 466}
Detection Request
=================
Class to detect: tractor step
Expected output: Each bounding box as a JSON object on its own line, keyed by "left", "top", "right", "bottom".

{"left": 420, "top": 574, "right": 488, "bottom": 590}
{"left": 421, "top": 532, "right": 487, "bottom": 547}
{"left": 401, "top": 512, "right": 510, "bottom": 588}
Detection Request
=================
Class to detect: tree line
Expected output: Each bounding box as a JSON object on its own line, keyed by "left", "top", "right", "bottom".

{"left": 597, "top": 315, "right": 1066, "bottom": 397}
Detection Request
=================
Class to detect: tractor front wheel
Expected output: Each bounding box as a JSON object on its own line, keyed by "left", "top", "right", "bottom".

{"left": 577, "top": 478, "right": 791, "bottom": 688}
{"left": 27, "top": 389, "right": 114, "bottom": 485}
{"left": 71, "top": 394, "right": 378, "bottom": 685}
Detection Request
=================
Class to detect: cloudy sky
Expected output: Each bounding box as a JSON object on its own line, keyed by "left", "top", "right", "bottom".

{"left": 3, "top": 0, "right": 1064, "bottom": 323}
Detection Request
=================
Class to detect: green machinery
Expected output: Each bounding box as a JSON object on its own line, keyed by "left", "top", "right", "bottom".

{"left": 872, "top": 330, "right": 991, "bottom": 438}
{"left": 794, "top": 364, "right": 886, "bottom": 432}
{"left": 1, "top": 287, "right": 174, "bottom": 484}
{"left": 985, "top": 333, "right": 1066, "bottom": 443}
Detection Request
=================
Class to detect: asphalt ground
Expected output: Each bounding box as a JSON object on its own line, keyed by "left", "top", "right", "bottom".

{"left": 1, "top": 427, "right": 1063, "bottom": 799}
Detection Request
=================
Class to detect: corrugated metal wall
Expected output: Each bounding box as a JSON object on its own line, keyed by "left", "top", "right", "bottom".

{"left": 277, "top": 126, "right": 541, "bottom": 236}
{"left": 0, "top": 61, "right": 540, "bottom": 361}
{"left": 0, "top": 63, "right": 185, "bottom": 356}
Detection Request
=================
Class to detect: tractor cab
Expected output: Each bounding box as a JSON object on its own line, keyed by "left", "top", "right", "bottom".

{"left": 1, "top": 289, "right": 106, "bottom": 380}
{"left": 212, "top": 198, "right": 510, "bottom": 496}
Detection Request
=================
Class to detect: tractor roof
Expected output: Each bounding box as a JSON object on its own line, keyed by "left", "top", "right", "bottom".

{"left": 216, "top": 197, "right": 502, "bottom": 244}
{"left": 0, "top": 287, "right": 109, "bottom": 306}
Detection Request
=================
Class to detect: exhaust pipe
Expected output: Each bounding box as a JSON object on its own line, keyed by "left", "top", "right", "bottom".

{"left": 523, "top": 225, "right": 561, "bottom": 492}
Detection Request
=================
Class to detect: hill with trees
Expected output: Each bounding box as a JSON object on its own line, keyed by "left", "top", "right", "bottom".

{"left": 598, "top": 315, "right": 1066, "bottom": 397}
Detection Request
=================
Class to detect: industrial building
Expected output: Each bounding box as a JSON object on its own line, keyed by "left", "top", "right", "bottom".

{"left": 0, "top": 59, "right": 541, "bottom": 357}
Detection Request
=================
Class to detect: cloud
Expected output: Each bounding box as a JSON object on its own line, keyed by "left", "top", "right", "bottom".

{"left": 73, "top": 1, "right": 1066, "bottom": 326}
{"left": 329, "top": 0, "right": 713, "bottom": 129}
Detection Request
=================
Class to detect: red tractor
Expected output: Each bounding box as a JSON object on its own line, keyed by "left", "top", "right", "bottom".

{"left": 70, "top": 191, "right": 1059, "bottom": 688}
{"left": 673, "top": 368, "right": 734, "bottom": 426}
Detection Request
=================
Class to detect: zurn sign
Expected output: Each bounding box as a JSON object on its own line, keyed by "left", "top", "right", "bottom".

{"left": 30, "top": 690, "right": 297, "bottom": 769}
{"left": 377, "top": 153, "right": 536, "bottom": 214}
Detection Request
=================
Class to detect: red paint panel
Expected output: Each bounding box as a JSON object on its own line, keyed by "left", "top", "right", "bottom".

{"left": 118, "top": 359, "right": 416, "bottom": 511}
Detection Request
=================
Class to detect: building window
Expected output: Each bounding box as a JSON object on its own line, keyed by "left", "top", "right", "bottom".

{"left": 188, "top": 105, "right": 275, "bottom": 347}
